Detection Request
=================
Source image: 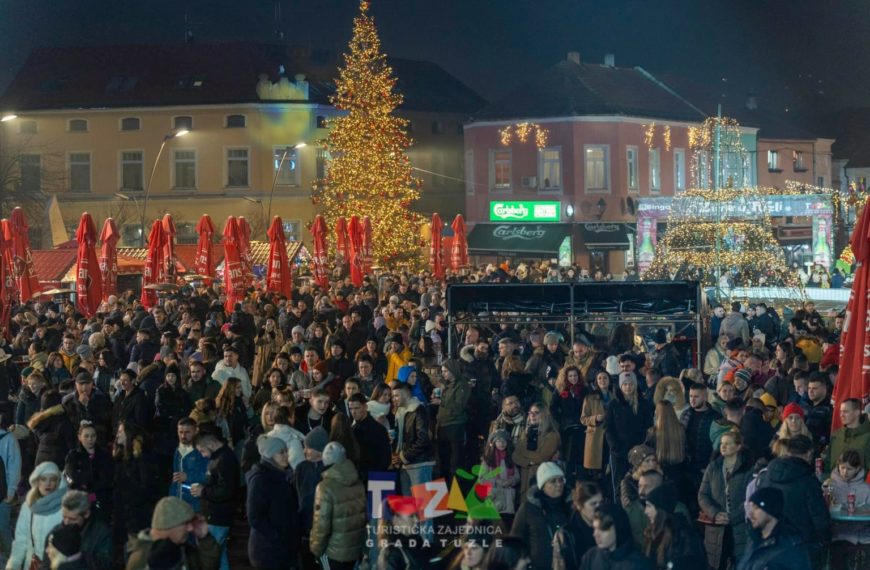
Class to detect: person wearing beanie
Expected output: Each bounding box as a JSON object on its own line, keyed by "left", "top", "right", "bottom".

{"left": 651, "top": 329, "right": 681, "bottom": 378}
{"left": 435, "top": 359, "right": 471, "bottom": 479}
{"left": 510, "top": 461, "right": 571, "bottom": 570}
{"left": 293, "top": 426, "right": 327, "bottom": 570}
{"left": 7, "top": 462, "right": 67, "bottom": 570}
{"left": 605, "top": 367, "right": 654, "bottom": 496}
{"left": 740, "top": 487, "right": 811, "bottom": 569}
{"left": 642, "top": 482, "right": 706, "bottom": 568}
{"left": 325, "top": 338, "right": 355, "bottom": 393}
{"left": 578, "top": 504, "right": 654, "bottom": 569}
{"left": 525, "top": 329, "right": 566, "bottom": 392}
{"left": 125, "top": 496, "right": 220, "bottom": 570}
{"left": 44, "top": 523, "right": 84, "bottom": 570}
{"left": 246, "top": 435, "right": 298, "bottom": 569}
{"left": 754, "top": 435, "right": 830, "bottom": 567}
{"left": 310, "top": 441, "right": 367, "bottom": 569}
{"left": 619, "top": 444, "right": 658, "bottom": 508}
{"left": 153, "top": 363, "right": 193, "bottom": 482}
{"left": 478, "top": 430, "right": 520, "bottom": 515}
{"left": 771, "top": 401, "right": 811, "bottom": 457}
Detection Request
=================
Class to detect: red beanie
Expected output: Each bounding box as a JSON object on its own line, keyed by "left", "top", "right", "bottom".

{"left": 781, "top": 402, "right": 805, "bottom": 421}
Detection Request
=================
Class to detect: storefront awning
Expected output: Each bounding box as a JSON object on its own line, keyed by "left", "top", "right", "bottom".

{"left": 467, "top": 223, "right": 571, "bottom": 256}
{"left": 579, "top": 222, "right": 635, "bottom": 250}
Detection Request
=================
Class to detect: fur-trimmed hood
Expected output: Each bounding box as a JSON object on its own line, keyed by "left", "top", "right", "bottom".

{"left": 27, "top": 404, "right": 66, "bottom": 430}
{"left": 460, "top": 344, "right": 476, "bottom": 363}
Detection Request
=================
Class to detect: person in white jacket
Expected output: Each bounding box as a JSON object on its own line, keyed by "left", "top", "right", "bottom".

{"left": 266, "top": 406, "right": 305, "bottom": 469}
{"left": 6, "top": 462, "right": 67, "bottom": 570}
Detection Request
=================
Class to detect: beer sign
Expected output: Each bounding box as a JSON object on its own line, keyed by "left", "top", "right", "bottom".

{"left": 489, "top": 201, "right": 561, "bottom": 222}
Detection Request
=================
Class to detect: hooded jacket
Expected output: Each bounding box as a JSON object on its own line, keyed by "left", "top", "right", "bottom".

{"left": 510, "top": 485, "right": 572, "bottom": 570}
{"left": 755, "top": 455, "right": 831, "bottom": 546}
{"left": 28, "top": 404, "right": 77, "bottom": 468}
{"left": 310, "top": 459, "right": 367, "bottom": 562}
{"left": 245, "top": 459, "right": 299, "bottom": 568}
{"left": 436, "top": 360, "right": 471, "bottom": 428}
{"left": 8, "top": 475, "right": 67, "bottom": 570}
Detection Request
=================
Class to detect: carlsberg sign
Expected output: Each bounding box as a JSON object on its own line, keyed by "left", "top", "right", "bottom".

{"left": 489, "top": 201, "right": 560, "bottom": 222}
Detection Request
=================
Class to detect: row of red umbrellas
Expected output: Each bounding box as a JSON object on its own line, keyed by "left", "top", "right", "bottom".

{"left": 430, "top": 213, "right": 468, "bottom": 279}
{"left": 310, "top": 215, "right": 375, "bottom": 289}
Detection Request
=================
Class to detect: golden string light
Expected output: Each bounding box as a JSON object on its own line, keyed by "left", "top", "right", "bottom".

{"left": 644, "top": 122, "right": 656, "bottom": 149}
{"left": 663, "top": 125, "right": 671, "bottom": 152}
{"left": 500, "top": 122, "right": 549, "bottom": 148}
{"left": 311, "top": 0, "right": 425, "bottom": 264}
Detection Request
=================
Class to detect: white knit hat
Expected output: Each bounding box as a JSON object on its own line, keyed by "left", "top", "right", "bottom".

{"left": 605, "top": 355, "right": 620, "bottom": 376}
{"left": 29, "top": 461, "right": 61, "bottom": 486}
{"left": 323, "top": 441, "right": 347, "bottom": 467}
{"left": 618, "top": 372, "right": 638, "bottom": 387}
{"left": 535, "top": 462, "right": 565, "bottom": 488}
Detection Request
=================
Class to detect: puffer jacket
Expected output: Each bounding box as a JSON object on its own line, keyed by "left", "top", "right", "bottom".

{"left": 829, "top": 466, "right": 870, "bottom": 544}
{"left": 698, "top": 451, "right": 754, "bottom": 562}
{"left": 27, "top": 404, "right": 77, "bottom": 468}
{"left": 310, "top": 458, "right": 367, "bottom": 562}
{"left": 510, "top": 486, "right": 572, "bottom": 570}
{"left": 755, "top": 456, "right": 831, "bottom": 547}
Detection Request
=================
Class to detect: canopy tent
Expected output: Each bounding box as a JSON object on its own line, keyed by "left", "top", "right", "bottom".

{"left": 578, "top": 222, "right": 635, "bottom": 251}
{"left": 466, "top": 223, "right": 571, "bottom": 256}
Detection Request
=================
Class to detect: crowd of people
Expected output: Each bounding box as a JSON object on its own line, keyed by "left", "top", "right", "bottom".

{"left": 0, "top": 263, "right": 863, "bottom": 570}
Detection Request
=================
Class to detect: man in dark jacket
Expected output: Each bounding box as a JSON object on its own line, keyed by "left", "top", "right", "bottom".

{"left": 128, "top": 326, "right": 158, "bottom": 369}
{"left": 63, "top": 373, "right": 112, "bottom": 445}
{"left": 60, "top": 490, "right": 113, "bottom": 570}
{"left": 578, "top": 504, "right": 653, "bottom": 570}
{"left": 186, "top": 360, "right": 221, "bottom": 403}
{"left": 749, "top": 303, "right": 777, "bottom": 345}
{"left": 392, "top": 383, "right": 434, "bottom": 495}
{"left": 459, "top": 339, "right": 497, "bottom": 464}
{"left": 191, "top": 433, "right": 240, "bottom": 570}
{"left": 650, "top": 329, "right": 681, "bottom": 377}
{"left": 294, "top": 428, "right": 326, "bottom": 570}
{"left": 112, "top": 369, "right": 153, "bottom": 433}
{"left": 680, "top": 383, "right": 721, "bottom": 498}
{"left": 348, "top": 394, "right": 391, "bottom": 478}
{"left": 325, "top": 340, "right": 355, "bottom": 386}
{"left": 435, "top": 359, "right": 471, "bottom": 479}
{"left": 754, "top": 435, "right": 830, "bottom": 567}
{"left": 740, "top": 401, "right": 774, "bottom": 462}
{"left": 804, "top": 374, "right": 833, "bottom": 448}
{"left": 738, "top": 487, "right": 810, "bottom": 570}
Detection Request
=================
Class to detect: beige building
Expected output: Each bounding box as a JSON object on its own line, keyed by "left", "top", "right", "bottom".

{"left": 0, "top": 43, "right": 483, "bottom": 249}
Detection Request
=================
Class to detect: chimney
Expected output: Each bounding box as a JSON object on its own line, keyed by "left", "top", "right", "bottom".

{"left": 567, "top": 52, "right": 581, "bottom": 65}
{"left": 746, "top": 91, "right": 758, "bottom": 111}
{"left": 604, "top": 53, "right": 615, "bottom": 67}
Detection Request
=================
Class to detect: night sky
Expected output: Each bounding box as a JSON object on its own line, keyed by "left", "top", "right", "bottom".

{"left": 2, "top": 0, "right": 869, "bottom": 114}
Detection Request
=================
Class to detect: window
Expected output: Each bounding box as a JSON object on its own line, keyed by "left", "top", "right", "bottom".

{"left": 68, "top": 119, "right": 88, "bottom": 132}
{"left": 674, "top": 148, "right": 686, "bottom": 192}
{"left": 818, "top": 176, "right": 826, "bottom": 187}
{"left": 431, "top": 121, "right": 443, "bottom": 134}
{"left": 120, "top": 117, "right": 140, "bottom": 131}
{"left": 121, "top": 224, "right": 142, "bottom": 245}
{"left": 19, "top": 120, "right": 37, "bottom": 135}
{"left": 539, "top": 148, "right": 562, "bottom": 191}
{"left": 316, "top": 148, "right": 331, "bottom": 179}
{"left": 626, "top": 146, "right": 639, "bottom": 193}
{"left": 173, "top": 150, "right": 196, "bottom": 189}
{"left": 767, "top": 150, "right": 780, "bottom": 171}
{"left": 226, "top": 148, "right": 249, "bottom": 187}
{"left": 793, "top": 151, "right": 807, "bottom": 171}
{"left": 316, "top": 115, "right": 327, "bottom": 129}
{"left": 120, "top": 151, "right": 144, "bottom": 191}
{"left": 283, "top": 220, "right": 302, "bottom": 242}
{"left": 490, "top": 149, "right": 511, "bottom": 191}
{"left": 19, "top": 154, "right": 41, "bottom": 193}
{"left": 226, "top": 114, "right": 246, "bottom": 128}
{"left": 174, "top": 116, "right": 193, "bottom": 131}
{"left": 585, "top": 145, "right": 610, "bottom": 193}
{"left": 649, "top": 148, "right": 661, "bottom": 194}
{"left": 69, "top": 153, "right": 91, "bottom": 192}
{"left": 465, "top": 150, "right": 474, "bottom": 195}
{"left": 273, "top": 146, "right": 300, "bottom": 186}
{"left": 176, "top": 223, "right": 198, "bottom": 244}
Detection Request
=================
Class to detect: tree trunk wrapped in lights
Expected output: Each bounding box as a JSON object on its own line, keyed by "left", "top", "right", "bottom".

{"left": 312, "top": 0, "right": 424, "bottom": 264}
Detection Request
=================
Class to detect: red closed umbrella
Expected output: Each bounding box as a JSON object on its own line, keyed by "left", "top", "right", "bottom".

{"left": 194, "top": 214, "right": 216, "bottom": 285}
{"left": 430, "top": 213, "right": 444, "bottom": 279}
{"left": 0, "top": 228, "right": 13, "bottom": 339}
{"left": 99, "top": 218, "right": 120, "bottom": 300}
{"left": 348, "top": 215, "right": 364, "bottom": 287}
{"left": 161, "top": 214, "right": 177, "bottom": 284}
{"left": 335, "top": 216, "right": 349, "bottom": 270}
{"left": 266, "top": 216, "right": 293, "bottom": 298}
{"left": 223, "top": 216, "right": 246, "bottom": 312}
{"left": 310, "top": 215, "right": 329, "bottom": 289}
{"left": 237, "top": 216, "right": 253, "bottom": 283}
{"left": 141, "top": 220, "right": 165, "bottom": 308}
{"left": 451, "top": 214, "right": 469, "bottom": 271}
{"left": 362, "top": 216, "right": 374, "bottom": 275}
{"left": 835, "top": 204, "right": 870, "bottom": 430}
{"left": 9, "top": 207, "right": 42, "bottom": 300}
{"left": 0, "top": 221, "right": 13, "bottom": 300}
{"left": 75, "top": 213, "right": 102, "bottom": 318}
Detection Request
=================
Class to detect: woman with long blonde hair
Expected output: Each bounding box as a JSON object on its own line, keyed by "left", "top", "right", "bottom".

{"left": 216, "top": 377, "right": 248, "bottom": 451}
{"left": 644, "top": 400, "right": 687, "bottom": 486}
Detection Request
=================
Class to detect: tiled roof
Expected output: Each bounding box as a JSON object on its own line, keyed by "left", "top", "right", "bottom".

{"left": 0, "top": 42, "right": 485, "bottom": 114}
{"left": 247, "top": 241, "right": 303, "bottom": 266}
{"left": 31, "top": 249, "right": 77, "bottom": 283}
{"left": 473, "top": 60, "right": 705, "bottom": 122}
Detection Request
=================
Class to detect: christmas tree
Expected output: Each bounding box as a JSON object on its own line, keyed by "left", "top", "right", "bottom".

{"left": 312, "top": 0, "right": 423, "bottom": 264}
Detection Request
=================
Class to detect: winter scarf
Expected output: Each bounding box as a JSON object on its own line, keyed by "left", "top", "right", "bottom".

{"left": 31, "top": 481, "right": 67, "bottom": 515}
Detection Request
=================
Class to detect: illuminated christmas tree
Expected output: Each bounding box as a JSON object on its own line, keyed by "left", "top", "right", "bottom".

{"left": 312, "top": 0, "right": 424, "bottom": 264}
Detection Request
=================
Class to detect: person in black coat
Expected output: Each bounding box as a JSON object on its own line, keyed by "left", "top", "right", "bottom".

{"left": 550, "top": 365, "right": 587, "bottom": 488}
{"left": 27, "top": 389, "right": 77, "bottom": 468}
{"left": 62, "top": 373, "right": 113, "bottom": 446}
{"left": 15, "top": 370, "right": 45, "bottom": 425}
{"left": 579, "top": 504, "right": 654, "bottom": 570}
{"left": 511, "top": 462, "right": 573, "bottom": 570}
{"left": 113, "top": 421, "right": 158, "bottom": 542}
{"left": 739, "top": 402, "right": 774, "bottom": 463}
{"left": 642, "top": 483, "right": 706, "bottom": 569}
{"left": 191, "top": 432, "right": 241, "bottom": 570}
{"left": 347, "top": 394, "right": 391, "bottom": 478}
{"left": 63, "top": 422, "right": 114, "bottom": 519}
{"left": 111, "top": 369, "right": 153, "bottom": 433}
{"left": 605, "top": 373, "right": 654, "bottom": 489}
{"left": 555, "top": 481, "right": 604, "bottom": 570}
{"left": 246, "top": 436, "right": 298, "bottom": 569}
{"left": 153, "top": 365, "right": 192, "bottom": 479}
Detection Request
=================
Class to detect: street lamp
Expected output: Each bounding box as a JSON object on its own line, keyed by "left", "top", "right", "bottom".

{"left": 268, "top": 142, "right": 306, "bottom": 222}
{"left": 137, "top": 128, "right": 188, "bottom": 246}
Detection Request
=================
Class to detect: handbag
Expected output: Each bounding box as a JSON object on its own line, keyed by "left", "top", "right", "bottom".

{"left": 28, "top": 512, "right": 41, "bottom": 570}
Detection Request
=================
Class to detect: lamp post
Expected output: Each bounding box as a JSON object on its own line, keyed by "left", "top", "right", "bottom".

{"left": 137, "top": 128, "right": 188, "bottom": 246}
{"left": 242, "top": 196, "right": 265, "bottom": 237}
{"left": 268, "top": 142, "right": 306, "bottom": 222}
